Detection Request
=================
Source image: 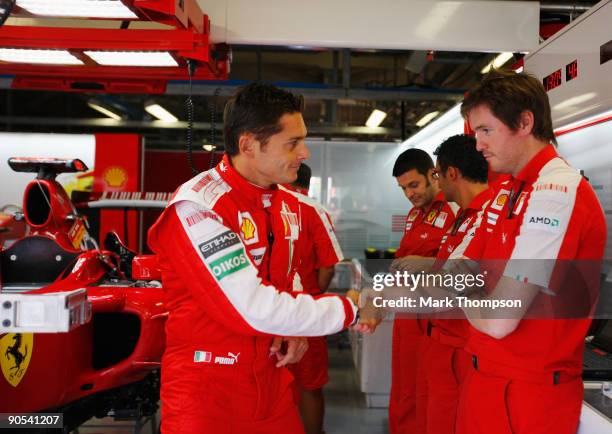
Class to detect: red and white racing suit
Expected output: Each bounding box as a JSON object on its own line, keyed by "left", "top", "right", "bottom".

{"left": 453, "top": 145, "right": 606, "bottom": 434}
{"left": 148, "top": 155, "right": 357, "bottom": 434}
{"left": 390, "top": 192, "right": 456, "bottom": 434}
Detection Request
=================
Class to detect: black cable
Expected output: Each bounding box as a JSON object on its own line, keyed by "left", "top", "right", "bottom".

{"left": 186, "top": 59, "right": 199, "bottom": 176}
{"left": 208, "top": 87, "right": 222, "bottom": 169}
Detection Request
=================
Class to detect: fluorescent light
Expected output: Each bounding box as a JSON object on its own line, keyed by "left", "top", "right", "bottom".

{"left": 481, "top": 52, "right": 514, "bottom": 74}
{"left": 395, "top": 104, "right": 463, "bottom": 160}
{"left": 84, "top": 51, "right": 178, "bottom": 67}
{"left": 553, "top": 93, "right": 597, "bottom": 111}
{"left": 203, "top": 144, "right": 216, "bottom": 152}
{"left": 87, "top": 101, "right": 122, "bottom": 120}
{"left": 416, "top": 111, "right": 440, "bottom": 127}
{"left": 0, "top": 48, "right": 83, "bottom": 65}
{"left": 16, "top": 0, "right": 138, "bottom": 19}
{"left": 366, "top": 109, "right": 387, "bottom": 128}
{"left": 145, "top": 103, "right": 178, "bottom": 122}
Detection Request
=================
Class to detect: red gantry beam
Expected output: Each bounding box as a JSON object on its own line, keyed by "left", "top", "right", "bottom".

{"left": 0, "top": 0, "right": 229, "bottom": 93}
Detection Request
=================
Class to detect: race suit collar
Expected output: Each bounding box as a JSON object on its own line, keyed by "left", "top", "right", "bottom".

{"left": 217, "top": 154, "right": 278, "bottom": 209}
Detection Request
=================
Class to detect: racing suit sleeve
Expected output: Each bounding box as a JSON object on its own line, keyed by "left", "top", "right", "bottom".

{"left": 149, "top": 200, "right": 357, "bottom": 337}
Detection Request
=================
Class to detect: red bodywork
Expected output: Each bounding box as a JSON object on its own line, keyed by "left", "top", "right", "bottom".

{"left": 0, "top": 158, "right": 167, "bottom": 421}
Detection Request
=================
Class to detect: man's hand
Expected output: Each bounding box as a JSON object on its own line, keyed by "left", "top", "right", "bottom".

{"left": 390, "top": 255, "right": 434, "bottom": 273}
{"left": 347, "top": 288, "right": 384, "bottom": 334}
{"left": 269, "top": 337, "right": 309, "bottom": 367}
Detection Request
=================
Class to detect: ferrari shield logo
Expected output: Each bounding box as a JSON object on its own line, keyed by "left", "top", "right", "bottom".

{"left": 1, "top": 333, "right": 34, "bottom": 387}
{"left": 425, "top": 210, "right": 437, "bottom": 224}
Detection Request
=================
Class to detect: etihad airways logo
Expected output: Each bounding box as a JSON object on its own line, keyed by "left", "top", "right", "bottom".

{"left": 198, "top": 231, "right": 240, "bottom": 259}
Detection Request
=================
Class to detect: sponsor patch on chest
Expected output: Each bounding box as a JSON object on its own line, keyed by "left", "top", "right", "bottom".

{"left": 238, "top": 211, "right": 259, "bottom": 245}
{"left": 434, "top": 211, "right": 448, "bottom": 229}
{"left": 491, "top": 189, "right": 510, "bottom": 211}
{"left": 249, "top": 246, "right": 266, "bottom": 266}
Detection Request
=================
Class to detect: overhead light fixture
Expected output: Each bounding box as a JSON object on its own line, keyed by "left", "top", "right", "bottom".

{"left": 0, "top": 48, "right": 83, "bottom": 65}
{"left": 84, "top": 51, "right": 178, "bottom": 67}
{"left": 395, "top": 104, "right": 463, "bottom": 159}
{"left": 416, "top": 110, "right": 440, "bottom": 127}
{"left": 203, "top": 144, "right": 216, "bottom": 152}
{"left": 481, "top": 52, "right": 514, "bottom": 74}
{"left": 87, "top": 99, "right": 123, "bottom": 121}
{"left": 145, "top": 102, "right": 178, "bottom": 122}
{"left": 16, "top": 0, "right": 138, "bottom": 19}
{"left": 366, "top": 109, "right": 387, "bottom": 128}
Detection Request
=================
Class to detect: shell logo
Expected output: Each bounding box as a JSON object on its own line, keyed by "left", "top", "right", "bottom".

{"left": 241, "top": 217, "right": 256, "bottom": 240}
{"left": 103, "top": 166, "right": 128, "bottom": 188}
{"left": 496, "top": 194, "right": 509, "bottom": 207}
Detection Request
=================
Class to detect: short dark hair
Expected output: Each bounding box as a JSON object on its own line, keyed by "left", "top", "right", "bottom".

{"left": 461, "top": 68, "right": 556, "bottom": 145}
{"left": 294, "top": 163, "right": 312, "bottom": 189}
{"left": 223, "top": 83, "right": 305, "bottom": 156}
{"left": 392, "top": 148, "right": 434, "bottom": 177}
{"left": 434, "top": 134, "right": 488, "bottom": 184}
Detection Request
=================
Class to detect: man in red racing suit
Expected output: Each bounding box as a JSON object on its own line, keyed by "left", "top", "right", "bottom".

{"left": 148, "top": 84, "right": 358, "bottom": 434}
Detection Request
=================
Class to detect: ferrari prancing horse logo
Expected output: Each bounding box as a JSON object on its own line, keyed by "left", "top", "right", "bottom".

{"left": 0, "top": 333, "right": 34, "bottom": 387}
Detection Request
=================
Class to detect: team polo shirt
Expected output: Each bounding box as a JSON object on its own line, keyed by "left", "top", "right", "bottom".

{"left": 431, "top": 188, "right": 494, "bottom": 343}
{"left": 457, "top": 145, "right": 606, "bottom": 375}
{"left": 280, "top": 186, "right": 344, "bottom": 294}
{"left": 396, "top": 192, "right": 457, "bottom": 258}
{"left": 436, "top": 188, "right": 494, "bottom": 262}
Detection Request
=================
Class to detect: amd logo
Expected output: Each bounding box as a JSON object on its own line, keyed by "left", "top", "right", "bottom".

{"left": 528, "top": 216, "right": 559, "bottom": 227}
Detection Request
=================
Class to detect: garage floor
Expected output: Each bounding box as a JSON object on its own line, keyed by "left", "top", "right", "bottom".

{"left": 74, "top": 339, "right": 389, "bottom": 434}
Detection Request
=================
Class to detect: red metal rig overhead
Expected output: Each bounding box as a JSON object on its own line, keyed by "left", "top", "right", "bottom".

{"left": 0, "top": 0, "right": 229, "bottom": 94}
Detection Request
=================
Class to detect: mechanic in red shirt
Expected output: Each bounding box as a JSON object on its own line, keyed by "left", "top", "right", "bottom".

{"left": 148, "top": 84, "right": 359, "bottom": 434}
{"left": 389, "top": 149, "right": 456, "bottom": 434}
{"left": 283, "top": 163, "right": 344, "bottom": 434}
{"left": 394, "top": 134, "right": 492, "bottom": 434}
{"left": 451, "top": 70, "right": 606, "bottom": 434}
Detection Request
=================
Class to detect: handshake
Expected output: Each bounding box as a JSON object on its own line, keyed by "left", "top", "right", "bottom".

{"left": 346, "top": 287, "right": 385, "bottom": 334}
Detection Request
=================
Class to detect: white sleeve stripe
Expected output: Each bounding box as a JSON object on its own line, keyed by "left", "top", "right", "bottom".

{"left": 316, "top": 208, "right": 344, "bottom": 261}
{"left": 174, "top": 200, "right": 348, "bottom": 336}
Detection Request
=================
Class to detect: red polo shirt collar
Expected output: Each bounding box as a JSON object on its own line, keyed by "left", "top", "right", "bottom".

{"left": 514, "top": 144, "right": 558, "bottom": 184}
{"left": 421, "top": 191, "right": 446, "bottom": 213}
{"left": 467, "top": 187, "right": 494, "bottom": 212}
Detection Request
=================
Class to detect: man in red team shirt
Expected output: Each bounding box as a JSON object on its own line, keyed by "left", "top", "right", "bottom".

{"left": 394, "top": 134, "right": 492, "bottom": 434}
{"left": 450, "top": 69, "right": 606, "bottom": 434}
{"left": 389, "top": 149, "right": 456, "bottom": 434}
{"left": 148, "top": 84, "right": 359, "bottom": 434}
{"left": 284, "top": 163, "right": 343, "bottom": 434}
